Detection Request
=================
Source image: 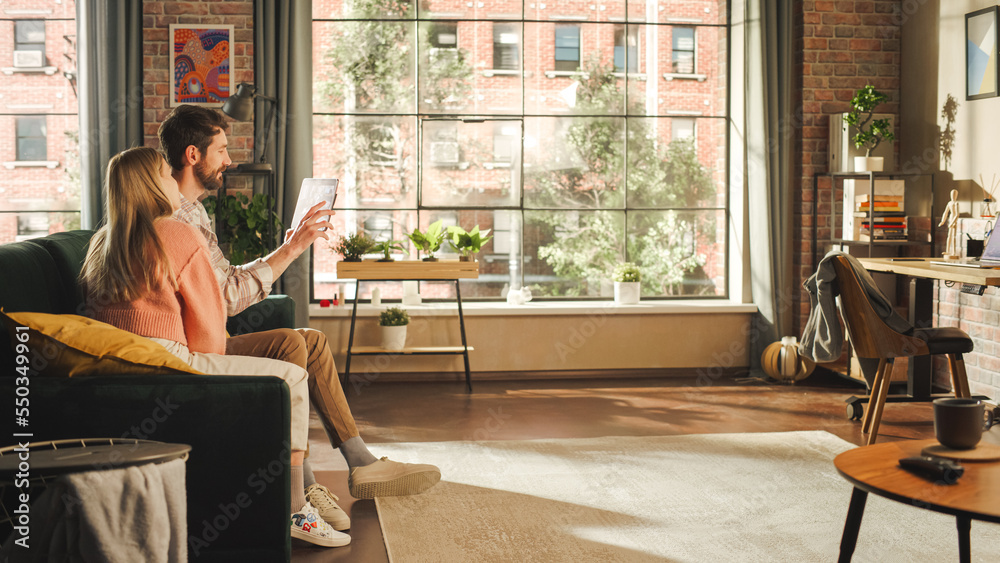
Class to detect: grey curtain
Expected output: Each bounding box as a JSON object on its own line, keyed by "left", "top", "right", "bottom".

{"left": 255, "top": 0, "right": 314, "bottom": 326}
{"left": 744, "top": 0, "right": 794, "bottom": 372}
{"left": 76, "top": 0, "right": 143, "bottom": 229}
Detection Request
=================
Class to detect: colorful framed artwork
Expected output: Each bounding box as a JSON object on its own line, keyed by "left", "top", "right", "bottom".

{"left": 966, "top": 7, "right": 999, "bottom": 101}
{"left": 169, "top": 24, "right": 234, "bottom": 106}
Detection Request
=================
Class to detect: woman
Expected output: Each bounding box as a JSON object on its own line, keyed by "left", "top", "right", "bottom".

{"left": 80, "top": 147, "right": 348, "bottom": 548}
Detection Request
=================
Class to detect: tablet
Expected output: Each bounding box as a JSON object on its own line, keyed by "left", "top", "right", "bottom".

{"left": 290, "top": 178, "right": 338, "bottom": 231}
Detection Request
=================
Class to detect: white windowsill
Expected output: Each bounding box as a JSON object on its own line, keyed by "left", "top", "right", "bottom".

{"left": 3, "top": 161, "right": 59, "bottom": 169}
{"left": 2, "top": 66, "right": 58, "bottom": 75}
{"left": 311, "top": 300, "right": 757, "bottom": 318}
{"left": 545, "top": 70, "right": 588, "bottom": 79}
{"left": 663, "top": 72, "right": 707, "bottom": 82}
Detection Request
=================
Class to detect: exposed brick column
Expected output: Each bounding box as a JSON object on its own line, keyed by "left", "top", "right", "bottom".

{"left": 793, "top": 0, "right": 901, "bottom": 335}
{"left": 142, "top": 0, "right": 255, "bottom": 163}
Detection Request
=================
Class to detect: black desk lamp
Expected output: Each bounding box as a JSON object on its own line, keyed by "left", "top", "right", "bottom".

{"left": 222, "top": 82, "right": 278, "bottom": 172}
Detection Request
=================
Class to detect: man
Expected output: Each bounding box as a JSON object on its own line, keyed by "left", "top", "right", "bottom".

{"left": 158, "top": 105, "right": 440, "bottom": 532}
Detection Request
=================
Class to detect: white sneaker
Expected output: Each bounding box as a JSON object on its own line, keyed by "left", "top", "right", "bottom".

{"left": 290, "top": 502, "right": 350, "bottom": 547}
{"left": 305, "top": 483, "right": 351, "bottom": 530}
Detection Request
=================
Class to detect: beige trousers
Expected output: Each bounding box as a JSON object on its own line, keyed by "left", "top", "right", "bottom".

{"left": 226, "top": 328, "right": 360, "bottom": 447}
{"left": 150, "top": 337, "right": 310, "bottom": 451}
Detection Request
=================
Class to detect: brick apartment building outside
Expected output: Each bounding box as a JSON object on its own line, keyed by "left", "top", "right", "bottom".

{"left": 0, "top": 0, "right": 79, "bottom": 244}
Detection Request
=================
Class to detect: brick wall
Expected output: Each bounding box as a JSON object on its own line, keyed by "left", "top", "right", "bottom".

{"left": 142, "top": 0, "right": 255, "bottom": 163}
{"left": 794, "top": 0, "right": 901, "bottom": 334}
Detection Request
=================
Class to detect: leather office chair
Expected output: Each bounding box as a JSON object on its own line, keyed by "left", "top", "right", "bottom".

{"left": 832, "top": 255, "right": 973, "bottom": 445}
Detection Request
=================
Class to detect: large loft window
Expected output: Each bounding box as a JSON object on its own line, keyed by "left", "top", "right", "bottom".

{"left": 312, "top": 2, "right": 728, "bottom": 302}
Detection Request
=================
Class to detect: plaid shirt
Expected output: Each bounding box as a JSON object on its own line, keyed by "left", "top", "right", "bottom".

{"left": 175, "top": 195, "right": 274, "bottom": 316}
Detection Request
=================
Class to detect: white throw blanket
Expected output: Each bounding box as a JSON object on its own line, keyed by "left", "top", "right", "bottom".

{"left": 1, "top": 458, "right": 187, "bottom": 562}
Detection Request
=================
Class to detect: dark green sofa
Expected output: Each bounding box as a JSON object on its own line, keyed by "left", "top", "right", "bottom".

{"left": 0, "top": 230, "right": 295, "bottom": 562}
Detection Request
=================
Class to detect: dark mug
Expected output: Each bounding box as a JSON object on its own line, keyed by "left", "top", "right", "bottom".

{"left": 933, "top": 398, "right": 996, "bottom": 450}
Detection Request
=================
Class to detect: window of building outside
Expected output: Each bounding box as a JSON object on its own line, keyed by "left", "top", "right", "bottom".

{"left": 672, "top": 27, "right": 696, "bottom": 74}
{"left": 15, "top": 20, "right": 46, "bottom": 51}
{"left": 16, "top": 116, "right": 47, "bottom": 161}
{"left": 613, "top": 25, "right": 637, "bottom": 73}
{"left": 493, "top": 23, "right": 519, "bottom": 71}
{"left": 311, "top": 1, "right": 728, "bottom": 302}
{"left": 1, "top": 9, "right": 80, "bottom": 246}
{"left": 554, "top": 25, "right": 581, "bottom": 72}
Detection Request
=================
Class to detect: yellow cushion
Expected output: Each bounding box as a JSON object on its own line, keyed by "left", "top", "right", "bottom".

{"left": 2, "top": 311, "right": 202, "bottom": 377}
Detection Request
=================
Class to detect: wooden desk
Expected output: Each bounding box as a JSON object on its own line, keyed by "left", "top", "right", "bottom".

{"left": 835, "top": 438, "right": 1000, "bottom": 562}
{"left": 856, "top": 258, "right": 1000, "bottom": 402}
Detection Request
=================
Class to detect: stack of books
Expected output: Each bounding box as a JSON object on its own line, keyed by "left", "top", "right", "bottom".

{"left": 855, "top": 194, "right": 907, "bottom": 240}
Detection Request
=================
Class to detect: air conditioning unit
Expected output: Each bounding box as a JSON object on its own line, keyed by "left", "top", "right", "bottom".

{"left": 430, "top": 141, "right": 459, "bottom": 165}
{"left": 13, "top": 50, "right": 45, "bottom": 68}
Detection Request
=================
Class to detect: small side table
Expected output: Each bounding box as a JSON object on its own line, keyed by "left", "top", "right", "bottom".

{"left": 337, "top": 260, "right": 479, "bottom": 392}
{"left": 834, "top": 438, "right": 1000, "bottom": 563}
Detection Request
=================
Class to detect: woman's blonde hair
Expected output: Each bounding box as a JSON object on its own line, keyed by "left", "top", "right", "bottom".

{"left": 80, "top": 146, "right": 177, "bottom": 303}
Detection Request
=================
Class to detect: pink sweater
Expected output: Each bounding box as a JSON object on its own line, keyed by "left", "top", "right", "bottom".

{"left": 90, "top": 219, "right": 227, "bottom": 355}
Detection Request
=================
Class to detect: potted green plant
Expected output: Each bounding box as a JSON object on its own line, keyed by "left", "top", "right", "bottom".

{"left": 612, "top": 262, "right": 641, "bottom": 305}
{"left": 334, "top": 231, "right": 377, "bottom": 262}
{"left": 844, "top": 85, "right": 895, "bottom": 172}
{"left": 373, "top": 239, "right": 407, "bottom": 262}
{"left": 446, "top": 225, "right": 493, "bottom": 261}
{"left": 407, "top": 219, "right": 447, "bottom": 261}
{"left": 202, "top": 193, "right": 282, "bottom": 264}
{"left": 379, "top": 306, "right": 410, "bottom": 351}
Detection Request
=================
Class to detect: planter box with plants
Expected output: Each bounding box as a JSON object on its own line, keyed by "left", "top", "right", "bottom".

{"left": 613, "top": 262, "right": 641, "bottom": 305}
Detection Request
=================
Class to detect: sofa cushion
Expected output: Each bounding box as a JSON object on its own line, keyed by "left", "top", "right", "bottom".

{"left": 32, "top": 229, "right": 95, "bottom": 314}
{"left": 2, "top": 311, "right": 201, "bottom": 377}
{"left": 0, "top": 239, "right": 68, "bottom": 314}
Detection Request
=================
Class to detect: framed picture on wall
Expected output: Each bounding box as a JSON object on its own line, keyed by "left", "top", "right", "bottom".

{"left": 169, "top": 24, "right": 234, "bottom": 107}
{"left": 966, "top": 6, "right": 999, "bottom": 100}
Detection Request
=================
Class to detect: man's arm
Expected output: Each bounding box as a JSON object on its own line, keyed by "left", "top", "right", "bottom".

{"left": 261, "top": 201, "right": 335, "bottom": 280}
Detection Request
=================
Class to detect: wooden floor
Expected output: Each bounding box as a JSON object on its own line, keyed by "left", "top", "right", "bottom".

{"left": 290, "top": 370, "right": 961, "bottom": 562}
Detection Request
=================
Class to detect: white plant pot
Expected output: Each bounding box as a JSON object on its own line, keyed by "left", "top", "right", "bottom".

{"left": 854, "top": 156, "right": 884, "bottom": 172}
{"left": 381, "top": 325, "right": 407, "bottom": 351}
{"left": 614, "top": 281, "right": 640, "bottom": 305}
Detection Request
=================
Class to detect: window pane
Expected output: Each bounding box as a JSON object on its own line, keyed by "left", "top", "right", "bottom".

{"left": 554, "top": 25, "right": 580, "bottom": 70}
{"left": 313, "top": 0, "right": 415, "bottom": 20}
{"left": 313, "top": 115, "right": 418, "bottom": 209}
{"left": 418, "top": 21, "right": 475, "bottom": 114}
{"left": 524, "top": 210, "right": 625, "bottom": 297}
{"left": 626, "top": 209, "right": 724, "bottom": 296}
{"left": 16, "top": 117, "right": 47, "bottom": 161}
{"left": 627, "top": 118, "right": 725, "bottom": 208}
{"left": 420, "top": 119, "right": 521, "bottom": 208}
{"left": 613, "top": 25, "right": 638, "bottom": 72}
{"left": 523, "top": 117, "right": 625, "bottom": 209}
{"left": 525, "top": 23, "right": 625, "bottom": 115}
{"left": 15, "top": 20, "right": 45, "bottom": 47}
{"left": 16, "top": 116, "right": 46, "bottom": 137}
{"left": 672, "top": 27, "right": 696, "bottom": 74}
{"left": 492, "top": 23, "right": 520, "bottom": 71}
{"left": 313, "top": 21, "right": 415, "bottom": 113}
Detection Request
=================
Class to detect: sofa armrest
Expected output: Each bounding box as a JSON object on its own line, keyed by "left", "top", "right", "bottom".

{"left": 0, "top": 374, "right": 291, "bottom": 562}
{"left": 227, "top": 295, "right": 296, "bottom": 336}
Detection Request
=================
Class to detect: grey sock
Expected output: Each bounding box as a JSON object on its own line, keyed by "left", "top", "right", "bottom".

{"left": 339, "top": 436, "right": 379, "bottom": 468}
{"left": 291, "top": 465, "right": 307, "bottom": 513}
{"left": 303, "top": 460, "right": 317, "bottom": 488}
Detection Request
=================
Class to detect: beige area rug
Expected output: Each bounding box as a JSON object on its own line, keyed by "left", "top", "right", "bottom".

{"left": 371, "top": 431, "right": 1000, "bottom": 562}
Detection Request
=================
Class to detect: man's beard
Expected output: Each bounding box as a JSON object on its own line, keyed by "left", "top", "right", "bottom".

{"left": 195, "top": 159, "right": 225, "bottom": 191}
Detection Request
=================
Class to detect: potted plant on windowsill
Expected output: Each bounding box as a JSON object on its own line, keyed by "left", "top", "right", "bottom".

{"left": 407, "top": 219, "right": 447, "bottom": 261}
{"left": 334, "top": 231, "right": 377, "bottom": 262}
{"left": 613, "top": 262, "right": 641, "bottom": 305}
{"left": 373, "top": 239, "right": 407, "bottom": 262}
{"left": 845, "top": 84, "right": 895, "bottom": 172}
{"left": 379, "top": 306, "right": 410, "bottom": 351}
{"left": 447, "top": 225, "right": 492, "bottom": 261}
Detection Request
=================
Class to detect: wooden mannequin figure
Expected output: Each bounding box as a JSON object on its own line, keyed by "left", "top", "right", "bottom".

{"left": 938, "top": 188, "right": 961, "bottom": 259}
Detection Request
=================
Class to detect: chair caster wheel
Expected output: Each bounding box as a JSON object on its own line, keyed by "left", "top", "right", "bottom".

{"left": 846, "top": 402, "right": 863, "bottom": 421}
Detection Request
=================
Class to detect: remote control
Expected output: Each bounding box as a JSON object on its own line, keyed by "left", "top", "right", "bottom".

{"left": 898, "top": 456, "right": 964, "bottom": 484}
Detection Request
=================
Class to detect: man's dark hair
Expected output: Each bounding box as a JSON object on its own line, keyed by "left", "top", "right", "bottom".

{"left": 158, "top": 105, "right": 229, "bottom": 171}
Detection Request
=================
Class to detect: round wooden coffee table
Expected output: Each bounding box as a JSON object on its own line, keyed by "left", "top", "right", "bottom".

{"left": 834, "top": 438, "right": 1000, "bottom": 563}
